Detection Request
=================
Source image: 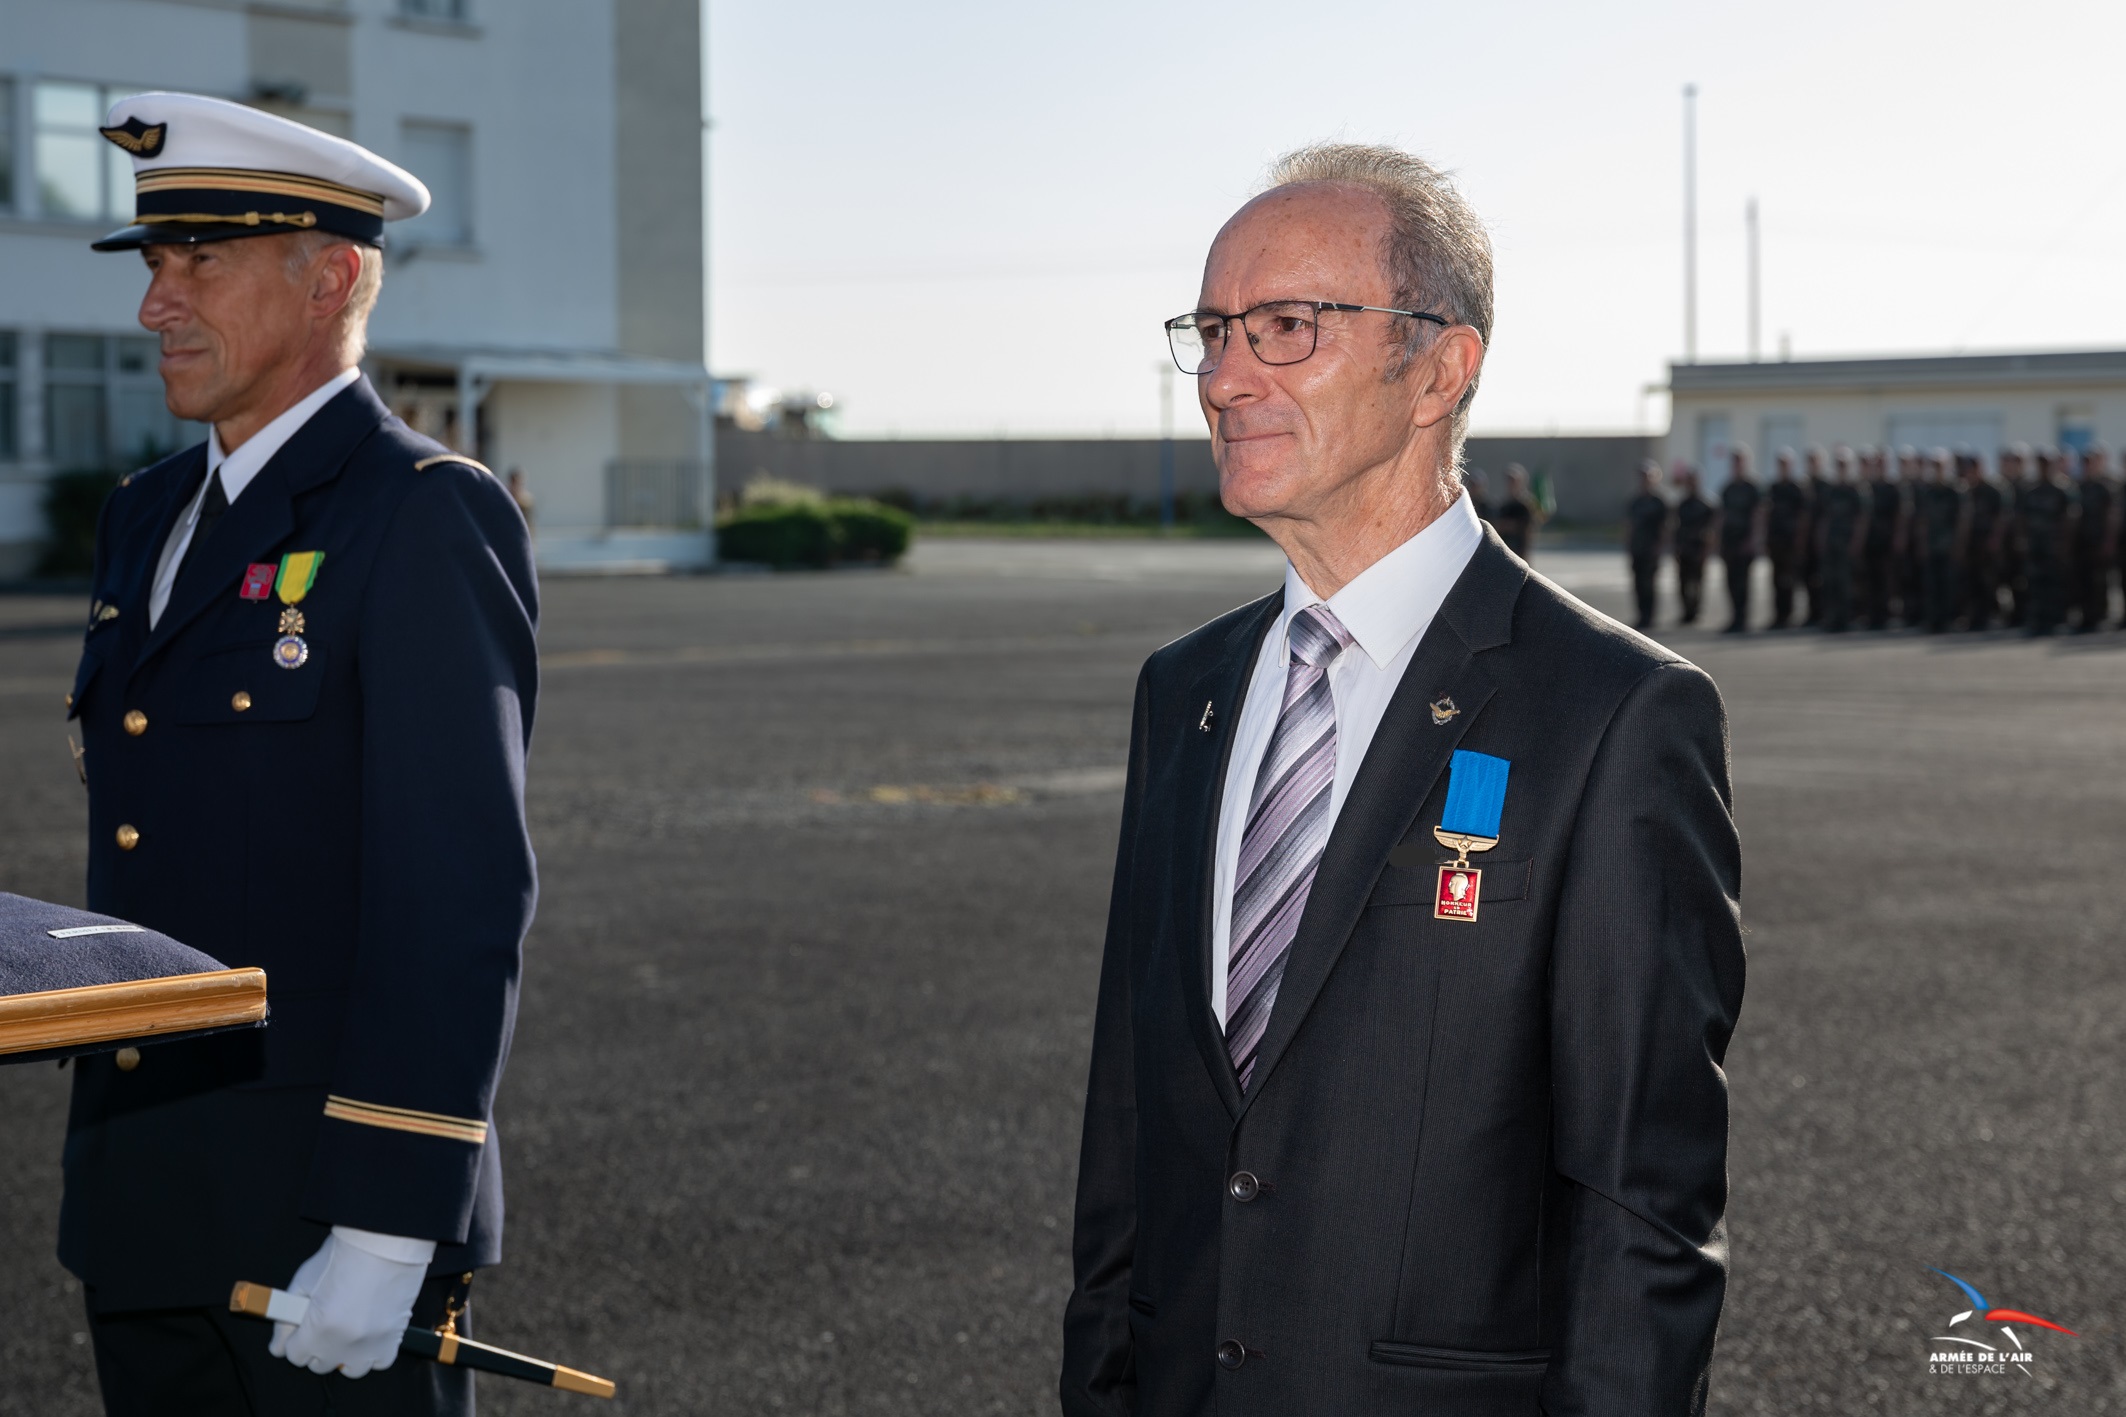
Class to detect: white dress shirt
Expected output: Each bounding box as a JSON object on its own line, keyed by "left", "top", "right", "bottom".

{"left": 147, "top": 367, "right": 360, "bottom": 629}
{"left": 1210, "top": 490, "right": 1484, "bottom": 1026}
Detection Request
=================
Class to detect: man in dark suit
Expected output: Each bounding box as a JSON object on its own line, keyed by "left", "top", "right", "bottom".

{"left": 64, "top": 93, "right": 536, "bottom": 1415}
{"left": 1068, "top": 142, "right": 1745, "bottom": 1416}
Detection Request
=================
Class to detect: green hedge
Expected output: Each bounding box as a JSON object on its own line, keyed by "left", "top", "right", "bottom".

{"left": 716, "top": 498, "right": 913, "bottom": 569}
{"left": 38, "top": 469, "right": 126, "bottom": 578}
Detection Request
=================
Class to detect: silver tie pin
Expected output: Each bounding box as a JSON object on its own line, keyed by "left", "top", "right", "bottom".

{"left": 1198, "top": 701, "right": 1215, "bottom": 733}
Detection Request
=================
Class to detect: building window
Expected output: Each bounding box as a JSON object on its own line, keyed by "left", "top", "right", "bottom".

{"left": 44, "top": 334, "right": 200, "bottom": 471}
{"left": 400, "top": 121, "right": 472, "bottom": 246}
{"left": 0, "top": 333, "right": 17, "bottom": 462}
{"left": 35, "top": 80, "right": 133, "bottom": 222}
{"left": 400, "top": 0, "right": 469, "bottom": 18}
{"left": 0, "top": 78, "right": 16, "bottom": 211}
{"left": 1696, "top": 413, "right": 1733, "bottom": 490}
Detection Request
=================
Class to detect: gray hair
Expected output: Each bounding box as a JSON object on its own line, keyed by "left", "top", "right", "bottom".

{"left": 282, "top": 230, "right": 383, "bottom": 362}
{"left": 1262, "top": 142, "right": 1494, "bottom": 461}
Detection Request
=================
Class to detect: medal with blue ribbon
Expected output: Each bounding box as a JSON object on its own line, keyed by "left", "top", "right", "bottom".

{"left": 1433, "top": 749, "right": 1509, "bottom": 922}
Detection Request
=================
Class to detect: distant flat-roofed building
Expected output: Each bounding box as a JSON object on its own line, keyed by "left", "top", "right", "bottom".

{"left": 1666, "top": 350, "right": 2126, "bottom": 487}
{"left": 0, "top": 0, "right": 710, "bottom": 579}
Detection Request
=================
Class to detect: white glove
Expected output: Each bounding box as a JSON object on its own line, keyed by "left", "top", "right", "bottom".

{"left": 268, "top": 1226, "right": 437, "bottom": 1377}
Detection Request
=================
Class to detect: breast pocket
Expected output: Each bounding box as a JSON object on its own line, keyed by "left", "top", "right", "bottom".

{"left": 172, "top": 642, "right": 328, "bottom": 725}
{"left": 1371, "top": 852, "right": 1532, "bottom": 908}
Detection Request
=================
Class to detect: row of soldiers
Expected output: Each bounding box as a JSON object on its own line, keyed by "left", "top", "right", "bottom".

{"left": 1624, "top": 443, "right": 2121, "bottom": 635}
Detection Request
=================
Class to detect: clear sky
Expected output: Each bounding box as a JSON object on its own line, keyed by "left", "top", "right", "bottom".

{"left": 707, "top": 0, "right": 2126, "bottom": 439}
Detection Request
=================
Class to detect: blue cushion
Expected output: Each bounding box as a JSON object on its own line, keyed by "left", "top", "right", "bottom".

{"left": 0, "top": 892, "right": 266, "bottom": 1063}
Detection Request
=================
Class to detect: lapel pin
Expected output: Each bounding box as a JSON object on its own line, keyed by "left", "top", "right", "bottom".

{"left": 1198, "top": 701, "right": 1216, "bottom": 733}
{"left": 1429, "top": 696, "right": 1459, "bottom": 726}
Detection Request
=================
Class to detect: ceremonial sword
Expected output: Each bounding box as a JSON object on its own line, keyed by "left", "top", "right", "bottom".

{"left": 229, "top": 1281, "right": 616, "bottom": 1398}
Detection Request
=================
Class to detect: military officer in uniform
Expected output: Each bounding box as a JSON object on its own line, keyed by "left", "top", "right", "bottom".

{"left": 63, "top": 93, "right": 538, "bottom": 1415}
{"left": 1623, "top": 459, "right": 1669, "bottom": 631}
{"left": 1818, "top": 448, "right": 1864, "bottom": 633}
{"left": 2018, "top": 449, "right": 2073, "bottom": 636}
{"left": 1958, "top": 452, "right": 2002, "bottom": 631}
{"left": 1717, "top": 446, "right": 1765, "bottom": 632}
{"left": 1671, "top": 464, "right": 1717, "bottom": 626}
{"left": 2071, "top": 445, "right": 2115, "bottom": 632}
{"left": 1859, "top": 449, "right": 1903, "bottom": 630}
{"left": 1764, "top": 449, "right": 1808, "bottom": 628}
{"left": 1915, "top": 449, "right": 1962, "bottom": 633}
{"left": 1801, "top": 447, "right": 1831, "bottom": 625}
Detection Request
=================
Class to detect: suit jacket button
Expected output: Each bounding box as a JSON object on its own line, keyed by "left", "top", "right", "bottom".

{"left": 123, "top": 710, "right": 147, "bottom": 736}
{"left": 115, "top": 824, "right": 140, "bottom": 851}
{"left": 1216, "top": 1340, "right": 1246, "bottom": 1370}
{"left": 1228, "top": 1171, "right": 1261, "bottom": 1203}
{"left": 114, "top": 1047, "right": 141, "bottom": 1072}
{"left": 231, "top": 692, "right": 253, "bottom": 712}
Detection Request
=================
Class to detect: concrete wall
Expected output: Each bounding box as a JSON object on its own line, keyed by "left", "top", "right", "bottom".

{"left": 614, "top": 0, "right": 705, "bottom": 462}
{"left": 718, "top": 431, "right": 1656, "bottom": 523}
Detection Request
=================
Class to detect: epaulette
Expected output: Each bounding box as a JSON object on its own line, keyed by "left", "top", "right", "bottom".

{"left": 413, "top": 454, "right": 494, "bottom": 477}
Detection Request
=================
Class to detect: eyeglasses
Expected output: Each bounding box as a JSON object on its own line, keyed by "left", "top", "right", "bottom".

{"left": 1165, "top": 300, "right": 1447, "bottom": 376}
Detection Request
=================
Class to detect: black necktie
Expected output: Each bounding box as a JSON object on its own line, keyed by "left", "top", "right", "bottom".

{"left": 172, "top": 467, "right": 229, "bottom": 590}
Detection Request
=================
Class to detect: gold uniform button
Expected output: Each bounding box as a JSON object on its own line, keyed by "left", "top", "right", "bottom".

{"left": 232, "top": 691, "right": 253, "bottom": 712}
{"left": 114, "top": 1047, "right": 141, "bottom": 1072}
{"left": 123, "top": 710, "right": 148, "bottom": 736}
{"left": 65, "top": 693, "right": 74, "bottom": 710}
{"left": 115, "top": 824, "right": 140, "bottom": 851}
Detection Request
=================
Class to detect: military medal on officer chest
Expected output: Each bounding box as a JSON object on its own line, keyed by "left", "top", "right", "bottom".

{"left": 268, "top": 551, "right": 323, "bottom": 669}
{"left": 1433, "top": 749, "right": 1510, "bottom": 922}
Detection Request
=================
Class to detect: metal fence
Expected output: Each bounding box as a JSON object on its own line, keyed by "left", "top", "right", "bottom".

{"left": 604, "top": 460, "right": 712, "bottom": 529}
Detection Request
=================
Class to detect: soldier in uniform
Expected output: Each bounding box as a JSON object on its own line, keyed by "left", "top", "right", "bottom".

{"left": 1801, "top": 447, "right": 1830, "bottom": 625}
{"left": 2019, "top": 449, "right": 2073, "bottom": 635}
{"left": 1957, "top": 453, "right": 2001, "bottom": 630}
{"left": 1672, "top": 463, "right": 1717, "bottom": 626}
{"left": 1895, "top": 447, "right": 1926, "bottom": 625}
{"left": 2071, "top": 445, "right": 2116, "bottom": 631}
{"left": 1916, "top": 449, "right": 1962, "bottom": 633}
{"left": 1718, "top": 446, "right": 1765, "bottom": 632}
{"left": 1859, "top": 448, "right": 1903, "bottom": 629}
{"left": 1818, "top": 448, "right": 1864, "bottom": 632}
{"left": 1624, "top": 459, "right": 1669, "bottom": 630}
{"left": 1765, "top": 449, "right": 1809, "bottom": 627}
{"left": 1490, "top": 463, "right": 1544, "bottom": 559}
{"left": 63, "top": 94, "right": 538, "bottom": 1415}
{"left": 1996, "top": 445, "right": 2031, "bottom": 628}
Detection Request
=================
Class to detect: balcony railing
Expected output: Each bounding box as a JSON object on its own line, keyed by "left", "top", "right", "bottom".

{"left": 605, "top": 460, "right": 712, "bottom": 529}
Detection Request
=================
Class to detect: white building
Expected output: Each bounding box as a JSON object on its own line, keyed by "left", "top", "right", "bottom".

{"left": 0, "top": 0, "right": 711, "bottom": 578}
{"left": 1667, "top": 350, "right": 2126, "bottom": 488}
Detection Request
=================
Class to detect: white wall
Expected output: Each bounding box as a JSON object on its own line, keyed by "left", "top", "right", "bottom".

{"left": 485, "top": 379, "right": 616, "bottom": 539}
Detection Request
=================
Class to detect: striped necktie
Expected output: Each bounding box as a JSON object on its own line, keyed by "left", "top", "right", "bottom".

{"left": 1227, "top": 603, "right": 1353, "bottom": 1091}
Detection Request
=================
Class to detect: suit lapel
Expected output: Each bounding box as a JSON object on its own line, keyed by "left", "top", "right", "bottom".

{"left": 133, "top": 380, "right": 388, "bottom": 672}
{"left": 1235, "top": 529, "right": 1527, "bottom": 1117}
{"left": 1176, "top": 593, "right": 1280, "bottom": 1119}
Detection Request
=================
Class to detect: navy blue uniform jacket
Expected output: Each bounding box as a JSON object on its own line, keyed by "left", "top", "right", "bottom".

{"left": 61, "top": 378, "right": 539, "bottom": 1312}
{"left": 1062, "top": 530, "right": 1745, "bottom": 1415}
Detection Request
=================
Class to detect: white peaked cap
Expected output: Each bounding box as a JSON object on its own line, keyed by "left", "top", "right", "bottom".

{"left": 91, "top": 91, "right": 430, "bottom": 251}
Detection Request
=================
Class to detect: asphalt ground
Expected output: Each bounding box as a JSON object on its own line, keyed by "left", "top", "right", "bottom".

{"left": 1, "top": 539, "right": 2122, "bottom": 1416}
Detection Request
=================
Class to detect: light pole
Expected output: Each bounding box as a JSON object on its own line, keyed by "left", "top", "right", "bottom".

{"left": 1682, "top": 84, "right": 1698, "bottom": 364}
{"left": 1746, "top": 196, "right": 1761, "bottom": 362}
